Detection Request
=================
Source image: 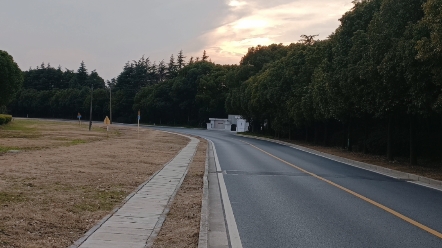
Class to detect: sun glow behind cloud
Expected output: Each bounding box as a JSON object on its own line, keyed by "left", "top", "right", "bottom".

{"left": 201, "top": 0, "right": 353, "bottom": 64}
{"left": 228, "top": 0, "right": 247, "bottom": 7}
{"left": 1, "top": 0, "right": 354, "bottom": 79}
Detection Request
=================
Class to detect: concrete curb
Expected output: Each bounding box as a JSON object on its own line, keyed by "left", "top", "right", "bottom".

{"left": 237, "top": 134, "right": 442, "bottom": 190}
{"left": 144, "top": 131, "right": 199, "bottom": 247}
{"left": 145, "top": 139, "right": 198, "bottom": 247}
{"left": 197, "top": 142, "right": 210, "bottom": 248}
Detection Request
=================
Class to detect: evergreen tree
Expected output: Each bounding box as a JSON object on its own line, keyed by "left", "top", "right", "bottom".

{"left": 202, "top": 50, "right": 208, "bottom": 61}
{"left": 157, "top": 60, "right": 166, "bottom": 82}
{"left": 177, "top": 50, "right": 186, "bottom": 69}
{"left": 167, "top": 54, "right": 177, "bottom": 79}
{"left": 148, "top": 61, "right": 158, "bottom": 83}
{"left": 0, "top": 50, "right": 23, "bottom": 107}
{"left": 417, "top": 0, "right": 442, "bottom": 113}
{"left": 88, "top": 70, "right": 105, "bottom": 89}
{"left": 76, "top": 61, "right": 89, "bottom": 87}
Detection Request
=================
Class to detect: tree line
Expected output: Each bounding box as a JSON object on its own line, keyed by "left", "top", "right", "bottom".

{"left": 223, "top": 0, "right": 442, "bottom": 165}
{"left": 5, "top": 50, "right": 218, "bottom": 124}
{"left": 3, "top": 0, "right": 442, "bottom": 165}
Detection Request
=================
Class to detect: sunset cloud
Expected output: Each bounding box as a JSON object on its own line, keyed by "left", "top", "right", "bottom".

{"left": 1, "top": 0, "right": 354, "bottom": 79}
{"left": 201, "top": 0, "right": 353, "bottom": 64}
{"left": 229, "top": 0, "right": 248, "bottom": 7}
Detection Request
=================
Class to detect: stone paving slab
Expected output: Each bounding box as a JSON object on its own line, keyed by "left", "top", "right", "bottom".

{"left": 73, "top": 134, "right": 199, "bottom": 248}
{"left": 80, "top": 240, "right": 145, "bottom": 248}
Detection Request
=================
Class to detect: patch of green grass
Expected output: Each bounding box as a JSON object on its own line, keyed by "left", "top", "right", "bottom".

{"left": 70, "top": 139, "right": 86, "bottom": 145}
{"left": 0, "top": 120, "right": 38, "bottom": 131}
{"left": 0, "top": 146, "right": 20, "bottom": 153}
{"left": 0, "top": 120, "right": 41, "bottom": 138}
{"left": 111, "top": 129, "right": 121, "bottom": 136}
{"left": 0, "top": 146, "right": 42, "bottom": 153}
{"left": 0, "top": 192, "right": 26, "bottom": 204}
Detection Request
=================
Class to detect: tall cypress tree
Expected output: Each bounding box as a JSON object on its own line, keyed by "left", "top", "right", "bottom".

{"left": 177, "top": 50, "right": 186, "bottom": 69}
{"left": 167, "top": 54, "right": 177, "bottom": 79}
{"left": 157, "top": 60, "right": 166, "bottom": 82}
{"left": 76, "top": 61, "right": 89, "bottom": 87}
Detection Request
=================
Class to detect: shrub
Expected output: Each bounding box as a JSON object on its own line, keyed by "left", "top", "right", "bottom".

{"left": 0, "top": 114, "right": 12, "bottom": 125}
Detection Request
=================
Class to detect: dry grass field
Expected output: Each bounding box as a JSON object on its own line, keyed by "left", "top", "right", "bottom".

{"left": 0, "top": 119, "right": 189, "bottom": 247}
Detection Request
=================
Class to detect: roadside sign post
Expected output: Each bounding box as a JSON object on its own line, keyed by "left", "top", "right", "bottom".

{"left": 137, "top": 110, "right": 140, "bottom": 133}
{"left": 77, "top": 113, "right": 82, "bottom": 125}
{"left": 109, "top": 84, "right": 112, "bottom": 124}
{"left": 104, "top": 116, "right": 110, "bottom": 134}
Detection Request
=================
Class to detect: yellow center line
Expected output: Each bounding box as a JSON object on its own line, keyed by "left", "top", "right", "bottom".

{"left": 243, "top": 141, "right": 442, "bottom": 239}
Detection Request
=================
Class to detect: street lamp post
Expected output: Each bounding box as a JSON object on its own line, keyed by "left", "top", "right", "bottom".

{"left": 109, "top": 84, "right": 112, "bottom": 124}
{"left": 89, "top": 84, "right": 93, "bottom": 131}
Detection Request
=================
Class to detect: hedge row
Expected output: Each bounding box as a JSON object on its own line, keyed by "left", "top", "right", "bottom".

{"left": 0, "top": 114, "right": 12, "bottom": 125}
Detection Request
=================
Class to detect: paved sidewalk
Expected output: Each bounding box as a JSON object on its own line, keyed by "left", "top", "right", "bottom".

{"left": 72, "top": 135, "right": 199, "bottom": 248}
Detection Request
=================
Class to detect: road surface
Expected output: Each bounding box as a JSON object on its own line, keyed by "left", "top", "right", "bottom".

{"left": 149, "top": 127, "right": 442, "bottom": 248}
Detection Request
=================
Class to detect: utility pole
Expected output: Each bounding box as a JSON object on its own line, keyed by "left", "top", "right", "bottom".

{"left": 109, "top": 84, "right": 112, "bottom": 124}
{"left": 89, "top": 84, "right": 93, "bottom": 131}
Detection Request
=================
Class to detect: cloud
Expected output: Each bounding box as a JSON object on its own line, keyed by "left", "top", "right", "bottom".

{"left": 229, "top": 0, "right": 248, "bottom": 7}
{"left": 0, "top": 0, "right": 353, "bottom": 79}
{"left": 199, "top": 0, "right": 353, "bottom": 64}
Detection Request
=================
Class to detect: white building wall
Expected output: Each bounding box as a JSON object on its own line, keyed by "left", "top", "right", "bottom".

{"left": 207, "top": 116, "right": 248, "bottom": 132}
{"left": 237, "top": 119, "right": 248, "bottom": 132}
{"left": 214, "top": 120, "right": 225, "bottom": 129}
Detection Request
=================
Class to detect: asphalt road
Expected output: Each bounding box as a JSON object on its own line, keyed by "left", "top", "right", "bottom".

{"left": 149, "top": 127, "right": 442, "bottom": 248}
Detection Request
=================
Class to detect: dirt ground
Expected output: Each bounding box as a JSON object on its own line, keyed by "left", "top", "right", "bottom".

{"left": 152, "top": 139, "right": 207, "bottom": 248}
{"left": 0, "top": 119, "right": 188, "bottom": 247}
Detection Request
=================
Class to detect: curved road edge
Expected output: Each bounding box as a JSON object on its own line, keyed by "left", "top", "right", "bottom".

{"left": 197, "top": 138, "right": 243, "bottom": 248}
{"left": 236, "top": 134, "right": 442, "bottom": 192}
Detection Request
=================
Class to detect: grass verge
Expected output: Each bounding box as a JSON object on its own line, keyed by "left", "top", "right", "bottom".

{"left": 0, "top": 121, "right": 189, "bottom": 247}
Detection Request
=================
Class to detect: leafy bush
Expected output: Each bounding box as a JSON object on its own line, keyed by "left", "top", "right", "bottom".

{"left": 0, "top": 114, "right": 12, "bottom": 125}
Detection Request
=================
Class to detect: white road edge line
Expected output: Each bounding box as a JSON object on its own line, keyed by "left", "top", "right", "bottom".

{"left": 287, "top": 146, "right": 397, "bottom": 178}
{"left": 410, "top": 181, "right": 442, "bottom": 191}
{"left": 209, "top": 139, "right": 243, "bottom": 248}
{"left": 285, "top": 146, "right": 442, "bottom": 192}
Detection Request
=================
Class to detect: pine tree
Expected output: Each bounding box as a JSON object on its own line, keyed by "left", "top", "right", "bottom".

{"left": 158, "top": 60, "right": 166, "bottom": 82}
{"left": 188, "top": 56, "right": 194, "bottom": 65}
{"left": 167, "top": 54, "right": 177, "bottom": 79}
{"left": 148, "top": 61, "right": 158, "bottom": 83}
{"left": 88, "top": 70, "right": 105, "bottom": 89}
{"left": 177, "top": 50, "right": 186, "bottom": 69}
{"left": 77, "top": 61, "right": 89, "bottom": 87}
{"left": 202, "top": 50, "right": 209, "bottom": 61}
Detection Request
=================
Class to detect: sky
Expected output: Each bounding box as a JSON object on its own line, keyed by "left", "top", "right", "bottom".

{"left": 0, "top": 0, "right": 354, "bottom": 81}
